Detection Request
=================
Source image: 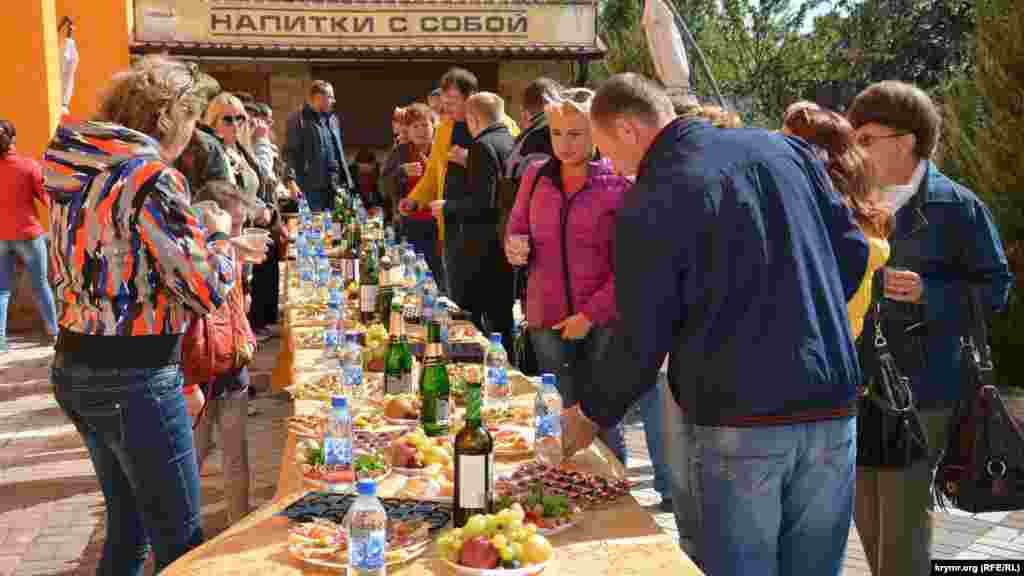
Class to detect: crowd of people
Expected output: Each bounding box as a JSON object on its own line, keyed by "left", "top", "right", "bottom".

{"left": 0, "top": 52, "right": 1012, "bottom": 576}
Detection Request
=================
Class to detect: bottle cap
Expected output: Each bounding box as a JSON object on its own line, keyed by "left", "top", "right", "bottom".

{"left": 331, "top": 395, "right": 348, "bottom": 409}
{"left": 490, "top": 333, "right": 503, "bottom": 344}
{"left": 542, "top": 373, "right": 557, "bottom": 387}
{"left": 357, "top": 480, "right": 377, "bottom": 496}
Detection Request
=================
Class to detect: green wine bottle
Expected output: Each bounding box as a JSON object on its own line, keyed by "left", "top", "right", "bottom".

{"left": 383, "top": 295, "right": 414, "bottom": 396}
{"left": 360, "top": 240, "right": 379, "bottom": 325}
{"left": 453, "top": 380, "right": 494, "bottom": 527}
{"left": 419, "top": 321, "right": 450, "bottom": 437}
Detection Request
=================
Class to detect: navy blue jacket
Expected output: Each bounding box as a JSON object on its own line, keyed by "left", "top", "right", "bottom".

{"left": 581, "top": 118, "right": 869, "bottom": 428}
{"left": 285, "top": 104, "right": 354, "bottom": 194}
{"left": 880, "top": 162, "right": 1012, "bottom": 407}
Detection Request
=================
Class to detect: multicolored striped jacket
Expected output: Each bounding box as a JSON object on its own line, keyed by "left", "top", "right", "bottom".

{"left": 44, "top": 122, "right": 235, "bottom": 336}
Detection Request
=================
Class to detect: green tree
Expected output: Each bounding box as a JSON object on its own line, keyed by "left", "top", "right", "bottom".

{"left": 941, "top": 0, "right": 1024, "bottom": 386}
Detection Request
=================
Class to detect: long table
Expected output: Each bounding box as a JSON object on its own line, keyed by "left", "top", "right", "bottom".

{"left": 163, "top": 260, "right": 703, "bottom": 575}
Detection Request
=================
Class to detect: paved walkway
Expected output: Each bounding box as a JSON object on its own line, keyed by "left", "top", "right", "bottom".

{"left": 2, "top": 333, "right": 1023, "bottom": 575}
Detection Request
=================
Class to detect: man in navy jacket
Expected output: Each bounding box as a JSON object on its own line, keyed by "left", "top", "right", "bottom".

{"left": 562, "top": 74, "right": 869, "bottom": 576}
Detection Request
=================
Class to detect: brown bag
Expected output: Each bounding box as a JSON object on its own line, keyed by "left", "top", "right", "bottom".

{"left": 182, "top": 267, "right": 255, "bottom": 389}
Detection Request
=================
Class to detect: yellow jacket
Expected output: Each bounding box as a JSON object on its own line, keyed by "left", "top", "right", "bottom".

{"left": 848, "top": 234, "right": 891, "bottom": 340}
{"left": 407, "top": 114, "right": 520, "bottom": 242}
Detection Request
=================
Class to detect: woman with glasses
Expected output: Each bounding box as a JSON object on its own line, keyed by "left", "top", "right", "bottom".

{"left": 845, "top": 81, "right": 1013, "bottom": 576}
{"left": 206, "top": 92, "right": 282, "bottom": 340}
{"left": 44, "top": 56, "right": 236, "bottom": 574}
{"left": 504, "top": 87, "right": 631, "bottom": 464}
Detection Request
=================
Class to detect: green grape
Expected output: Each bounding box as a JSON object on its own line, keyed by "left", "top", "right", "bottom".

{"left": 507, "top": 542, "right": 524, "bottom": 560}
{"left": 464, "top": 516, "right": 488, "bottom": 538}
{"left": 491, "top": 534, "right": 508, "bottom": 549}
{"left": 505, "top": 517, "right": 524, "bottom": 532}
{"left": 510, "top": 528, "right": 528, "bottom": 543}
{"left": 484, "top": 515, "right": 502, "bottom": 534}
{"left": 525, "top": 523, "right": 539, "bottom": 534}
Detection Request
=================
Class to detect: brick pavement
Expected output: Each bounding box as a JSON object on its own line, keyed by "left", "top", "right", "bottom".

{"left": 4, "top": 332, "right": 1024, "bottom": 576}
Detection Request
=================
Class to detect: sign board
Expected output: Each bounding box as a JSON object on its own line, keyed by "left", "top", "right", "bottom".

{"left": 134, "top": 0, "right": 597, "bottom": 48}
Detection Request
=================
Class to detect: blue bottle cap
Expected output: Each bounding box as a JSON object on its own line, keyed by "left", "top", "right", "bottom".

{"left": 542, "top": 373, "right": 557, "bottom": 386}
{"left": 490, "top": 333, "right": 503, "bottom": 344}
{"left": 331, "top": 395, "right": 348, "bottom": 409}
{"left": 357, "top": 480, "right": 376, "bottom": 496}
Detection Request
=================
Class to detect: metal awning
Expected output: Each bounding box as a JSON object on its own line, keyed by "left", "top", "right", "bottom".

{"left": 130, "top": 40, "right": 605, "bottom": 61}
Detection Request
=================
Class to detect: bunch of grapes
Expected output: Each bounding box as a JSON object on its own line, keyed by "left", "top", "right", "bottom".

{"left": 436, "top": 504, "right": 554, "bottom": 569}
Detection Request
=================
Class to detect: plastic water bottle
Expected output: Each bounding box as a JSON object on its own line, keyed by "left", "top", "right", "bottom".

{"left": 323, "top": 396, "right": 354, "bottom": 493}
{"left": 484, "top": 333, "right": 511, "bottom": 411}
{"left": 345, "top": 480, "right": 387, "bottom": 575}
{"left": 324, "top": 320, "right": 340, "bottom": 357}
{"left": 328, "top": 269, "right": 344, "bottom": 307}
{"left": 422, "top": 272, "right": 437, "bottom": 326}
{"left": 534, "top": 373, "right": 564, "bottom": 466}
{"left": 415, "top": 252, "right": 429, "bottom": 285}
{"left": 317, "top": 253, "right": 331, "bottom": 301}
{"left": 435, "top": 300, "right": 450, "bottom": 349}
{"left": 341, "top": 332, "right": 364, "bottom": 411}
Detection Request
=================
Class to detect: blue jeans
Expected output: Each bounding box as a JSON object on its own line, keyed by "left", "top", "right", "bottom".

{"left": 53, "top": 361, "right": 204, "bottom": 575}
{"left": 0, "top": 235, "right": 59, "bottom": 343}
{"left": 529, "top": 326, "right": 627, "bottom": 465}
{"left": 638, "top": 374, "right": 672, "bottom": 498}
{"left": 693, "top": 417, "right": 856, "bottom": 576}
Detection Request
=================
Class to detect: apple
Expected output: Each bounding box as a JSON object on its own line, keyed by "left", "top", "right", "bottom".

{"left": 460, "top": 536, "right": 500, "bottom": 569}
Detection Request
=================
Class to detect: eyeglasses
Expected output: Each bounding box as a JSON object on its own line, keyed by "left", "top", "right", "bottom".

{"left": 221, "top": 115, "right": 248, "bottom": 126}
{"left": 856, "top": 131, "right": 910, "bottom": 148}
{"left": 544, "top": 88, "right": 596, "bottom": 112}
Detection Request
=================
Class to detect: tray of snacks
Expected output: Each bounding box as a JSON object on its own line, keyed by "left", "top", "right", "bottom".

{"left": 376, "top": 473, "right": 453, "bottom": 502}
{"left": 286, "top": 372, "right": 344, "bottom": 401}
{"left": 285, "top": 494, "right": 447, "bottom": 571}
{"left": 297, "top": 441, "right": 392, "bottom": 486}
{"left": 496, "top": 482, "right": 583, "bottom": 536}
{"left": 435, "top": 506, "right": 555, "bottom": 574}
{"left": 481, "top": 405, "right": 534, "bottom": 427}
{"left": 496, "top": 462, "right": 632, "bottom": 509}
{"left": 287, "top": 305, "right": 334, "bottom": 327}
{"left": 354, "top": 429, "right": 407, "bottom": 453}
{"left": 492, "top": 426, "right": 534, "bottom": 458}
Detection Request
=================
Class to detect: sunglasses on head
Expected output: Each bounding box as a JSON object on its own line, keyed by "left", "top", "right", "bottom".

{"left": 221, "top": 115, "right": 248, "bottom": 126}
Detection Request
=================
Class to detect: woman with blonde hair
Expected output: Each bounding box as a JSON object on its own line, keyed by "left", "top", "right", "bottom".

{"left": 504, "top": 88, "right": 631, "bottom": 464}
{"left": 44, "top": 56, "right": 236, "bottom": 574}
{"left": 206, "top": 91, "right": 282, "bottom": 338}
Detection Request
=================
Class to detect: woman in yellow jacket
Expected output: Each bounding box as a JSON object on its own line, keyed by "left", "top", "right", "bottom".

{"left": 784, "top": 107, "right": 890, "bottom": 338}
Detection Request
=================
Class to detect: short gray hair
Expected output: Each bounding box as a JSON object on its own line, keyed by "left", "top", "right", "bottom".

{"left": 590, "top": 73, "right": 674, "bottom": 129}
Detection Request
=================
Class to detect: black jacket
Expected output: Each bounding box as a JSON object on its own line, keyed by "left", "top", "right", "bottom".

{"left": 285, "top": 104, "right": 354, "bottom": 194}
{"left": 505, "top": 113, "right": 553, "bottom": 180}
{"left": 175, "top": 125, "right": 231, "bottom": 193}
{"left": 445, "top": 123, "right": 516, "bottom": 293}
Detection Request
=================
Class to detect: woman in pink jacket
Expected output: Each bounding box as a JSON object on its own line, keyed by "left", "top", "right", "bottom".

{"left": 504, "top": 89, "right": 630, "bottom": 464}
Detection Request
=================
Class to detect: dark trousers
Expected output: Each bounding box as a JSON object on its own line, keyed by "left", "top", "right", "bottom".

{"left": 249, "top": 241, "right": 280, "bottom": 331}
{"left": 461, "top": 263, "right": 514, "bottom": 356}
{"left": 305, "top": 186, "right": 335, "bottom": 213}
{"left": 53, "top": 361, "right": 203, "bottom": 575}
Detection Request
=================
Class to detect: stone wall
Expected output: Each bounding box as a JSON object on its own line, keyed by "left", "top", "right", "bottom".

{"left": 266, "top": 64, "right": 313, "bottom": 148}
{"left": 497, "top": 61, "right": 577, "bottom": 122}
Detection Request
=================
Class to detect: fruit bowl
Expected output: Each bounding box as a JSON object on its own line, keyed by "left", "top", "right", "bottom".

{"left": 444, "top": 558, "right": 552, "bottom": 576}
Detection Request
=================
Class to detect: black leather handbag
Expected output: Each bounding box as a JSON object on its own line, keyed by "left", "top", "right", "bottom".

{"left": 935, "top": 287, "right": 1024, "bottom": 512}
{"left": 856, "top": 284, "right": 930, "bottom": 468}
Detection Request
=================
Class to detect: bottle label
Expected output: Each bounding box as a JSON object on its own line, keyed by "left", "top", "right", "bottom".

{"left": 436, "top": 398, "right": 450, "bottom": 425}
{"left": 344, "top": 365, "right": 363, "bottom": 391}
{"left": 487, "top": 367, "right": 510, "bottom": 397}
{"left": 349, "top": 528, "right": 386, "bottom": 570}
{"left": 385, "top": 372, "right": 412, "bottom": 395}
{"left": 324, "top": 437, "right": 352, "bottom": 467}
{"left": 457, "top": 454, "right": 490, "bottom": 509}
{"left": 324, "top": 329, "right": 339, "bottom": 350}
{"left": 537, "top": 413, "right": 561, "bottom": 439}
{"left": 360, "top": 286, "right": 377, "bottom": 313}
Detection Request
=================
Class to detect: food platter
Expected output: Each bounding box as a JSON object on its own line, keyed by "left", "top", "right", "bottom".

{"left": 290, "top": 539, "right": 431, "bottom": 572}
{"left": 492, "top": 426, "right": 534, "bottom": 458}
{"left": 444, "top": 558, "right": 553, "bottom": 576}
